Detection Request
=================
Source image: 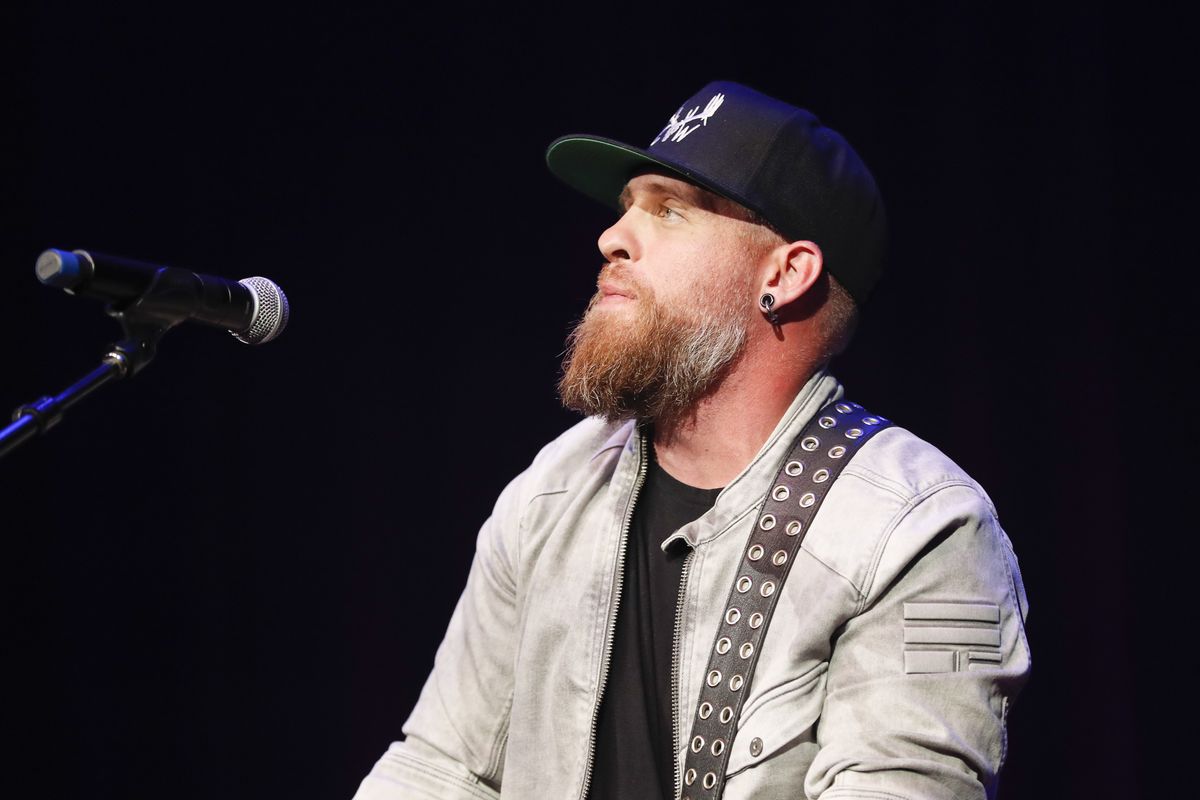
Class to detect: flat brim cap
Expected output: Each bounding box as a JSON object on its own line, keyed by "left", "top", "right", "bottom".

{"left": 546, "top": 81, "right": 887, "bottom": 305}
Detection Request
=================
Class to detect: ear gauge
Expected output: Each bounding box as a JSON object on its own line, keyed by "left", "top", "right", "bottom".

{"left": 759, "top": 293, "right": 780, "bottom": 325}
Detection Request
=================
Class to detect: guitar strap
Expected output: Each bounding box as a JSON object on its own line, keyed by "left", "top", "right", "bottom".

{"left": 681, "top": 400, "right": 893, "bottom": 799}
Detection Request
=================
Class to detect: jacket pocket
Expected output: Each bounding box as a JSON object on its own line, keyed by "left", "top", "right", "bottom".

{"left": 725, "top": 664, "right": 827, "bottom": 777}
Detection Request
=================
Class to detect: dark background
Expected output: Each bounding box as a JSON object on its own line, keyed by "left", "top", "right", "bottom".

{"left": 2, "top": 1, "right": 1194, "bottom": 797}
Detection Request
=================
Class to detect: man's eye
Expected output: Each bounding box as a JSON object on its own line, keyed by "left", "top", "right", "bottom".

{"left": 657, "top": 205, "right": 683, "bottom": 220}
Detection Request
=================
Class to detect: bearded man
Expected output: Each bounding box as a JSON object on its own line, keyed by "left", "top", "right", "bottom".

{"left": 353, "top": 81, "right": 1030, "bottom": 800}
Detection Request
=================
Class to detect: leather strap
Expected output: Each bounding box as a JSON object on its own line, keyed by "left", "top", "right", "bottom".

{"left": 681, "top": 401, "right": 892, "bottom": 799}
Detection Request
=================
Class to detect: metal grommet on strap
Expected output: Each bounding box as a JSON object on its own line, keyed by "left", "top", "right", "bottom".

{"left": 682, "top": 399, "right": 892, "bottom": 800}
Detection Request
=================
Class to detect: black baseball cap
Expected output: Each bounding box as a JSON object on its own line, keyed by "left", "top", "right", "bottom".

{"left": 545, "top": 80, "right": 888, "bottom": 306}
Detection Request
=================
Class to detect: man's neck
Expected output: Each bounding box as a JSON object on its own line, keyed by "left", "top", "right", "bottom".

{"left": 651, "top": 350, "right": 820, "bottom": 490}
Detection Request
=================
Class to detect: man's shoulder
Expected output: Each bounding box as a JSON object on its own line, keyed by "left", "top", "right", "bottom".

{"left": 845, "top": 422, "right": 998, "bottom": 517}
{"left": 802, "top": 417, "right": 1004, "bottom": 601}
{"left": 482, "top": 416, "right": 632, "bottom": 547}
{"left": 516, "top": 415, "right": 635, "bottom": 496}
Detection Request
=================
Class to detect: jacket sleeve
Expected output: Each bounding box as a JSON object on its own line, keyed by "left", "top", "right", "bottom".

{"left": 805, "top": 483, "right": 1031, "bottom": 800}
{"left": 352, "top": 467, "right": 530, "bottom": 800}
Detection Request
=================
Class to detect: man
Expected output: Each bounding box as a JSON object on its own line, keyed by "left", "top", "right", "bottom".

{"left": 354, "top": 81, "right": 1030, "bottom": 800}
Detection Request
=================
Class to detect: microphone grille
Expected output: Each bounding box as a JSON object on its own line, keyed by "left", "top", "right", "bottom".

{"left": 234, "top": 276, "right": 290, "bottom": 345}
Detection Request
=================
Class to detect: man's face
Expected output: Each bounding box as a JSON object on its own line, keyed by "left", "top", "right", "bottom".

{"left": 558, "top": 172, "right": 766, "bottom": 425}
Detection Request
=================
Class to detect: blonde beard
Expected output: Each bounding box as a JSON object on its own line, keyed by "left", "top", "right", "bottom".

{"left": 558, "top": 272, "right": 750, "bottom": 426}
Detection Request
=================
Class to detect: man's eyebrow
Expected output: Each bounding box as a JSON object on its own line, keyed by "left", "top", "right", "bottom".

{"left": 617, "top": 179, "right": 719, "bottom": 211}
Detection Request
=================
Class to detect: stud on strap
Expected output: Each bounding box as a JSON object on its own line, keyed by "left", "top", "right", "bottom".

{"left": 680, "top": 401, "right": 892, "bottom": 799}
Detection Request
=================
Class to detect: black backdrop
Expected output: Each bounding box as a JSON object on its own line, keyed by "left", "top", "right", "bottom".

{"left": 2, "top": 2, "right": 1194, "bottom": 797}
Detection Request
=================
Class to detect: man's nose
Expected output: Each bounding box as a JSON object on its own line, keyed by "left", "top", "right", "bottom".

{"left": 597, "top": 209, "right": 639, "bottom": 264}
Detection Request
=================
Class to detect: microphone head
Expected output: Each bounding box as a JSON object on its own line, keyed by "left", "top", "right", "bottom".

{"left": 234, "top": 276, "right": 290, "bottom": 345}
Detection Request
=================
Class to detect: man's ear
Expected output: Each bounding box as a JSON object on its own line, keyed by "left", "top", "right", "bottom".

{"left": 759, "top": 240, "right": 824, "bottom": 310}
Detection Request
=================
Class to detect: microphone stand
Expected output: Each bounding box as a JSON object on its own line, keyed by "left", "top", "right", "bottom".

{"left": 0, "top": 268, "right": 208, "bottom": 460}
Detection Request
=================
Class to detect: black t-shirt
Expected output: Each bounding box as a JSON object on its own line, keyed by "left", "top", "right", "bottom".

{"left": 587, "top": 448, "right": 722, "bottom": 800}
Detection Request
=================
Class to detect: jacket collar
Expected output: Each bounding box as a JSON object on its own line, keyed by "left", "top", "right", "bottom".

{"left": 659, "top": 366, "right": 844, "bottom": 548}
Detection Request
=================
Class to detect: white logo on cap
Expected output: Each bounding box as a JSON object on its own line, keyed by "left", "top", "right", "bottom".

{"left": 650, "top": 93, "right": 725, "bottom": 146}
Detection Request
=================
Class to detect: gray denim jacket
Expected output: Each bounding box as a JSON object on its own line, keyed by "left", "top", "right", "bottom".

{"left": 353, "top": 369, "right": 1031, "bottom": 800}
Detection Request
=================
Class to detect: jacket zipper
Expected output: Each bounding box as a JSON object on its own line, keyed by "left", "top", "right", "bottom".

{"left": 579, "top": 431, "right": 649, "bottom": 800}
{"left": 670, "top": 548, "right": 694, "bottom": 800}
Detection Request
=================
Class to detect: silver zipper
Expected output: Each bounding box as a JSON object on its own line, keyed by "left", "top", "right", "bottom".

{"left": 579, "top": 429, "right": 649, "bottom": 800}
{"left": 671, "top": 547, "right": 695, "bottom": 800}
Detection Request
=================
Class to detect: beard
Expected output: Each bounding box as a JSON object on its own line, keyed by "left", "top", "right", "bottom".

{"left": 558, "top": 265, "right": 751, "bottom": 426}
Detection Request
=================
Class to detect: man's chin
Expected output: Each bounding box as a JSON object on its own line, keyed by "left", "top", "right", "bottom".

{"left": 578, "top": 303, "right": 643, "bottom": 342}
{"left": 586, "top": 298, "right": 639, "bottom": 324}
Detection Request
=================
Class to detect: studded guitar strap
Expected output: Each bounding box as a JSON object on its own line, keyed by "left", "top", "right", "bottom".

{"left": 681, "top": 401, "right": 892, "bottom": 799}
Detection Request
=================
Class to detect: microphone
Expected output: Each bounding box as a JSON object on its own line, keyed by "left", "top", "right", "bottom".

{"left": 35, "top": 249, "right": 290, "bottom": 345}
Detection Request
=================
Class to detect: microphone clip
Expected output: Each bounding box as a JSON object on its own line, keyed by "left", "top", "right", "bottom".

{"left": 103, "top": 266, "right": 204, "bottom": 377}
